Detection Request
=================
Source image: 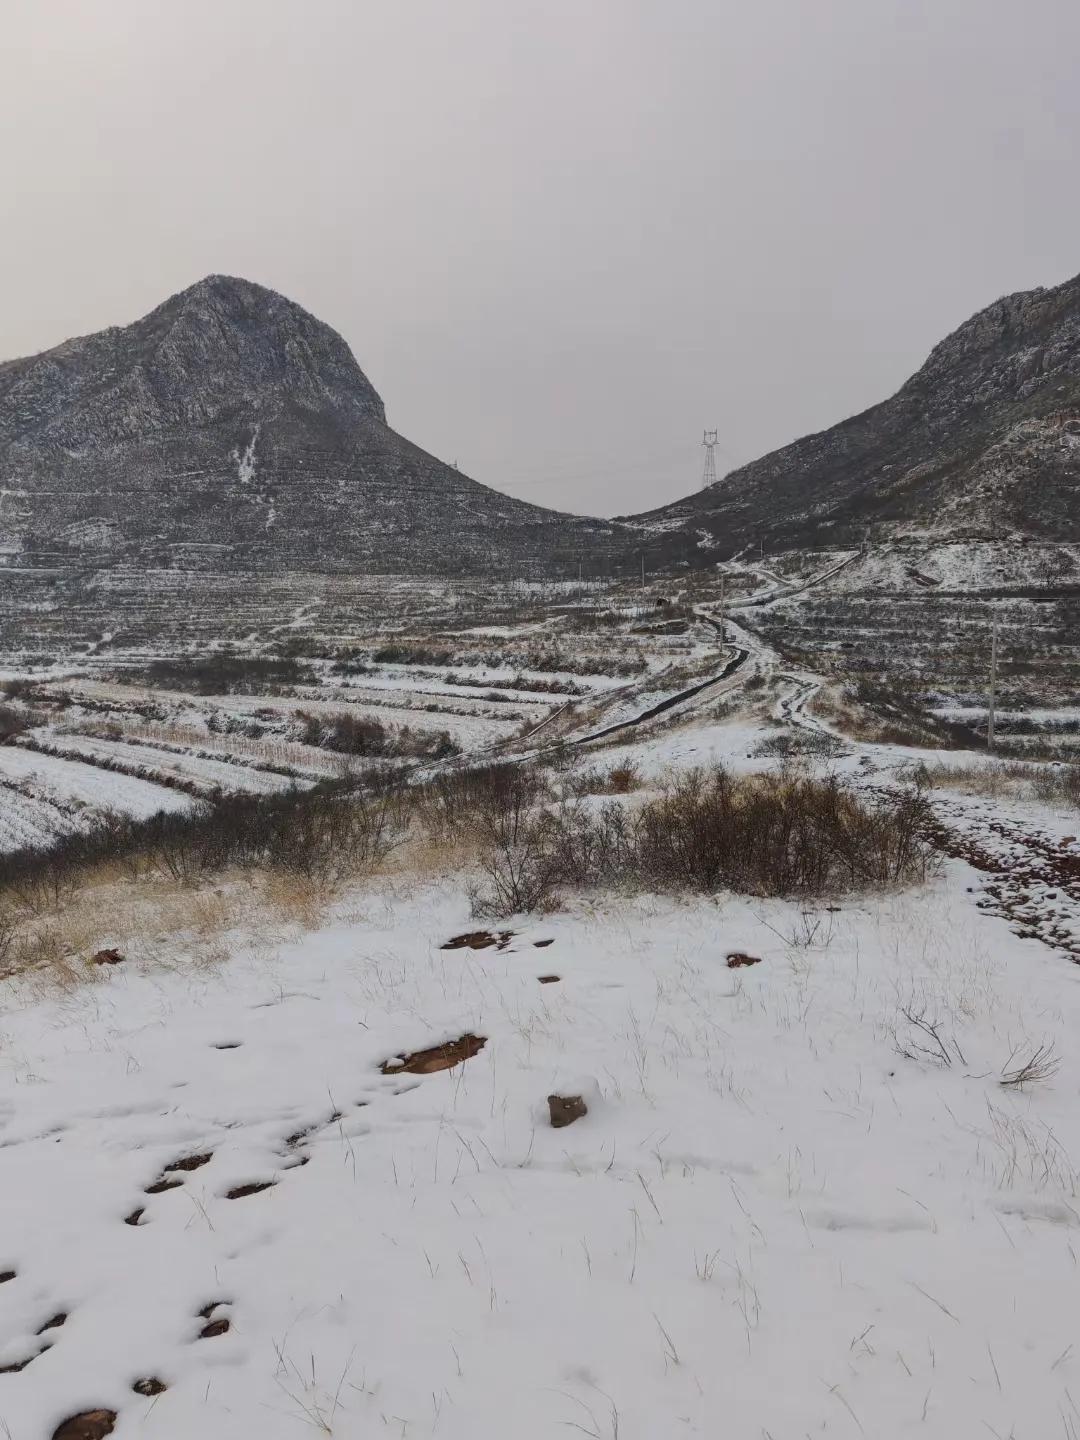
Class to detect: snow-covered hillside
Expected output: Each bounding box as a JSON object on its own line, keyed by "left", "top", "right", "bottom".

{"left": 2, "top": 689, "right": 1080, "bottom": 1437}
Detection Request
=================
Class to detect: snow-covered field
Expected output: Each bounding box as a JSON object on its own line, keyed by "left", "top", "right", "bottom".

{"left": 27, "top": 735, "right": 303, "bottom": 797}
{"left": 2, "top": 587, "right": 1079, "bottom": 1438}
{"left": 3, "top": 860, "right": 1080, "bottom": 1439}
{"left": 0, "top": 748, "right": 192, "bottom": 853}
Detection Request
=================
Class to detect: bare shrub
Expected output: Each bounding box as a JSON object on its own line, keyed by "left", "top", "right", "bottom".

{"left": 141, "top": 787, "right": 402, "bottom": 885}
{"left": 469, "top": 822, "right": 562, "bottom": 917}
{"left": 892, "top": 999, "right": 965, "bottom": 1067}
{"left": 567, "top": 761, "right": 642, "bottom": 797}
{"left": 0, "top": 782, "right": 405, "bottom": 907}
{"left": 469, "top": 765, "right": 935, "bottom": 916}
{"left": 606, "top": 768, "right": 932, "bottom": 898}
{"left": 134, "top": 654, "right": 312, "bottom": 694}
{"left": 0, "top": 704, "right": 32, "bottom": 743}
{"left": 1000, "top": 1041, "right": 1060, "bottom": 1090}
{"left": 297, "top": 711, "right": 460, "bottom": 761}
{"left": 1033, "top": 764, "right": 1080, "bottom": 809}
{"left": 753, "top": 730, "right": 847, "bottom": 760}
{"left": 417, "top": 762, "right": 548, "bottom": 840}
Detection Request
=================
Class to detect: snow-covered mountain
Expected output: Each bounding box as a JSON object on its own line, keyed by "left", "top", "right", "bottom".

{"left": 624, "top": 271, "right": 1080, "bottom": 558}
{"left": 0, "top": 275, "right": 623, "bottom": 579}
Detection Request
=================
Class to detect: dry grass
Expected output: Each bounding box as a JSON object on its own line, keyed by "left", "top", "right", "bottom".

{"left": 0, "top": 866, "right": 355, "bottom": 991}
{"left": 912, "top": 758, "right": 1080, "bottom": 807}
{"left": 0, "top": 767, "right": 520, "bottom": 987}
{"left": 812, "top": 682, "right": 971, "bottom": 749}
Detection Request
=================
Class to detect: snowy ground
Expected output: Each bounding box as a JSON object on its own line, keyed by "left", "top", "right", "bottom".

{"left": 26, "top": 734, "right": 301, "bottom": 797}
{"left": 3, "top": 864, "right": 1080, "bottom": 1439}
{"left": 3, "top": 606, "right": 1080, "bottom": 1437}
{"left": 0, "top": 749, "right": 191, "bottom": 853}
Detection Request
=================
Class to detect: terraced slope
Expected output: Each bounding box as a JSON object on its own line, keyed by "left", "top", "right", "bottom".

{"left": 0, "top": 276, "right": 627, "bottom": 606}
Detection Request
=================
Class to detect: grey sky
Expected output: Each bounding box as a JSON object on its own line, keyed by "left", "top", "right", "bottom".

{"left": 3, "top": 0, "right": 1079, "bottom": 517}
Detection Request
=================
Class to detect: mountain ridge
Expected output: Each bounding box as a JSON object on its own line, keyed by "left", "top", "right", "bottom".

{"left": 624, "top": 270, "right": 1080, "bottom": 557}
{"left": 0, "top": 274, "right": 624, "bottom": 581}
{"left": 2, "top": 268, "right": 1079, "bottom": 615}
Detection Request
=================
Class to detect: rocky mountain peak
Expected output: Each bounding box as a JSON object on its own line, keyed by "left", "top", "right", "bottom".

{"left": 624, "top": 268, "right": 1080, "bottom": 557}
{"left": 908, "top": 270, "right": 1080, "bottom": 403}
{"left": 0, "top": 276, "right": 625, "bottom": 595}
{"left": 0, "top": 274, "right": 386, "bottom": 450}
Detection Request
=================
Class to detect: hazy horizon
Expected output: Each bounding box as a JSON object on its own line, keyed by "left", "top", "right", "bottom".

{"left": 3, "top": 0, "right": 1079, "bottom": 518}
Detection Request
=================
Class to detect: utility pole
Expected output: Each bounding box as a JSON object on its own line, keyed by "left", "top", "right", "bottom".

{"left": 701, "top": 430, "right": 719, "bottom": 490}
{"left": 987, "top": 611, "right": 999, "bottom": 752}
{"left": 718, "top": 573, "right": 726, "bottom": 644}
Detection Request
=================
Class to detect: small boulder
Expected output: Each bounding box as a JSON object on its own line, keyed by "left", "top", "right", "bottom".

{"left": 548, "top": 1094, "right": 588, "bottom": 1129}
{"left": 52, "top": 1414, "right": 117, "bottom": 1440}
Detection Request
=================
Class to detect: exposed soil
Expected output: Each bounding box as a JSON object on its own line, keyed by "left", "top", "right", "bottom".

{"left": 51, "top": 1412, "right": 116, "bottom": 1440}
{"left": 533, "top": 938, "right": 555, "bottom": 948}
{"left": 441, "top": 930, "right": 513, "bottom": 951}
{"left": 132, "top": 1377, "right": 167, "bottom": 1396}
{"left": 166, "top": 1152, "right": 212, "bottom": 1172}
{"left": 548, "top": 1094, "right": 588, "bottom": 1128}
{"left": 225, "top": 1181, "right": 275, "bottom": 1199}
{"left": 537, "top": 974, "right": 561, "bottom": 984}
{"left": 727, "top": 952, "right": 763, "bottom": 968}
{"left": 90, "top": 949, "right": 124, "bottom": 966}
{"left": 920, "top": 803, "right": 1080, "bottom": 962}
{"left": 36, "top": 1311, "right": 67, "bottom": 1333}
{"left": 0, "top": 1269, "right": 14, "bottom": 1283}
{"left": 0, "top": 1345, "right": 49, "bottom": 1374}
{"left": 381, "top": 1034, "right": 487, "bottom": 1076}
{"left": 212, "top": 1041, "right": 241, "bottom": 1049}
{"left": 124, "top": 1207, "right": 145, "bottom": 1227}
{"left": 144, "top": 1177, "right": 183, "bottom": 1195}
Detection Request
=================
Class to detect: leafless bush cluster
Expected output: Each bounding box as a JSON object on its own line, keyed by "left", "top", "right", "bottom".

{"left": 416, "top": 762, "right": 550, "bottom": 842}
{"left": 753, "top": 729, "right": 847, "bottom": 759}
{"left": 565, "top": 762, "right": 642, "bottom": 797}
{"left": 470, "top": 765, "right": 935, "bottom": 916}
{"left": 296, "top": 710, "right": 459, "bottom": 760}
{"left": 373, "top": 642, "right": 455, "bottom": 666}
{"left": 0, "top": 704, "right": 33, "bottom": 743}
{"left": 133, "top": 653, "right": 313, "bottom": 694}
{"left": 0, "top": 783, "right": 403, "bottom": 910}
{"left": 138, "top": 788, "right": 402, "bottom": 885}
{"left": 1032, "top": 764, "right": 1080, "bottom": 808}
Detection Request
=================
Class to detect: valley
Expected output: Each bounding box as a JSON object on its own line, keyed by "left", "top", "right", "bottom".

{"left": 1, "top": 271, "right": 1079, "bottom": 1440}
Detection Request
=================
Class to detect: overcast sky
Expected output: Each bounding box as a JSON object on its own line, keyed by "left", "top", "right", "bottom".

{"left": 2, "top": 0, "right": 1079, "bottom": 517}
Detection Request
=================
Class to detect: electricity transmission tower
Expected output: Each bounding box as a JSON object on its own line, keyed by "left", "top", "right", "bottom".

{"left": 701, "top": 430, "right": 720, "bottom": 490}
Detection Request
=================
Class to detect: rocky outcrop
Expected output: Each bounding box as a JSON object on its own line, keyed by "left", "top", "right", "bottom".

{"left": 0, "top": 275, "right": 624, "bottom": 579}
{"left": 623, "top": 271, "right": 1080, "bottom": 558}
